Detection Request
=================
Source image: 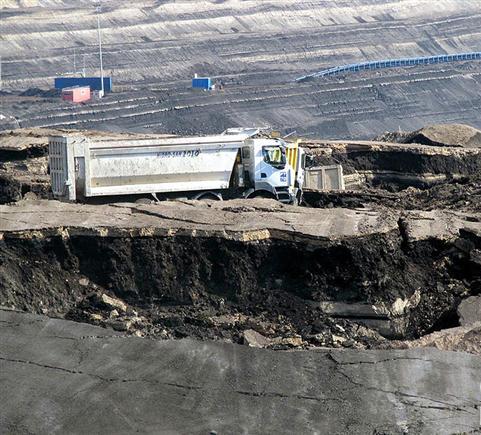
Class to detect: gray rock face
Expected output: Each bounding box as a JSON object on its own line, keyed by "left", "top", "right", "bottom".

{"left": 0, "top": 309, "right": 479, "bottom": 434}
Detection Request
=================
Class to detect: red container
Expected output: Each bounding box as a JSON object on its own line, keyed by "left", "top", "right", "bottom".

{"left": 61, "top": 86, "right": 91, "bottom": 103}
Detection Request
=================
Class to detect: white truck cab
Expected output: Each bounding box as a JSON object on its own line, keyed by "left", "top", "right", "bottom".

{"left": 241, "top": 138, "right": 302, "bottom": 203}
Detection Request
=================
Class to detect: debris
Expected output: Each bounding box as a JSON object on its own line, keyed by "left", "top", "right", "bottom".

{"left": 100, "top": 294, "right": 128, "bottom": 313}
{"left": 105, "top": 319, "right": 133, "bottom": 332}
{"left": 89, "top": 313, "right": 103, "bottom": 322}
{"left": 109, "top": 309, "right": 119, "bottom": 318}
{"left": 332, "top": 335, "right": 347, "bottom": 345}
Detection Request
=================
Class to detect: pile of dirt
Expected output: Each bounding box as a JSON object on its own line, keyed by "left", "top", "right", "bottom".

{"left": 376, "top": 123, "right": 481, "bottom": 148}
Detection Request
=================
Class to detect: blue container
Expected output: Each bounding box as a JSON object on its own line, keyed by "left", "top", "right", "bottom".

{"left": 192, "top": 77, "right": 211, "bottom": 90}
{"left": 54, "top": 77, "right": 112, "bottom": 93}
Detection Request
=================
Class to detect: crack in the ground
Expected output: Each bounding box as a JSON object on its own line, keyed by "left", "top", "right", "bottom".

{"left": 327, "top": 352, "right": 430, "bottom": 366}
{"left": 325, "top": 353, "right": 477, "bottom": 413}
{"left": 111, "top": 204, "right": 215, "bottom": 226}
{"left": 0, "top": 354, "right": 344, "bottom": 404}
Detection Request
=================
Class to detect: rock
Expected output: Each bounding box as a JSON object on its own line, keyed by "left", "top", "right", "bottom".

{"left": 244, "top": 318, "right": 276, "bottom": 335}
{"left": 272, "top": 335, "right": 304, "bottom": 348}
{"left": 100, "top": 294, "right": 128, "bottom": 313}
{"left": 242, "top": 329, "right": 271, "bottom": 348}
{"left": 469, "top": 249, "right": 481, "bottom": 266}
{"left": 105, "top": 319, "right": 133, "bottom": 332}
{"left": 78, "top": 278, "right": 89, "bottom": 287}
{"left": 210, "top": 314, "right": 247, "bottom": 327}
{"left": 308, "top": 333, "right": 328, "bottom": 345}
{"left": 89, "top": 313, "right": 103, "bottom": 322}
{"left": 332, "top": 334, "right": 347, "bottom": 345}
{"left": 23, "top": 192, "right": 37, "bottom": 200}
{"left": 388, "top": 322, "right": 481, "bottom": 355}
{"left": 353, "top": 324, "right": 386, "bottom": 341}
{"left": 109, "top": 309, "right": 119, "bottom": 318}
{"left": 457, "top": 296, "right": 481, "bottom": 326}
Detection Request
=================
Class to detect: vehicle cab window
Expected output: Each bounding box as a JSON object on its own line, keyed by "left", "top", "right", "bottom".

{"left": 262, "top": 146, "right": 286, "bottom": 169}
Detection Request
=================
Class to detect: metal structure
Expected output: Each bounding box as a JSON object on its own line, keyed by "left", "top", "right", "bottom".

{"left": 61, "top": 86, "right": 91, "bottom": 103}
{"left": 296, "top": 52, "right": 481, "bottom": 82}
{"left": 96, "top": 6, "right": 105, "bottom": 98}
{"left": 304, "top": 165, "right": 345, "bottom": 191}
{"left": 192, "top": 76, "right": 212, "bottom": 90}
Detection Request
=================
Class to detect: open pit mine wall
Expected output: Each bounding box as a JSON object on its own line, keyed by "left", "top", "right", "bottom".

{"left": 2, "top": 1, "right": 481, "bottom": 137}
{"left": 2, "top": 204, "right": 481, "bottom": 340}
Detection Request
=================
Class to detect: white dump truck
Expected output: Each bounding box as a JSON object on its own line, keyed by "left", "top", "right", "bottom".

{"left": 49, "top": 128, "right": 307, "bottom": 204}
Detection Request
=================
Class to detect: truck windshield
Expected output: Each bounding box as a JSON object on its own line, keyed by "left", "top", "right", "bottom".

{"left": 263, "top": 146, "right": 286, "bottom": 168}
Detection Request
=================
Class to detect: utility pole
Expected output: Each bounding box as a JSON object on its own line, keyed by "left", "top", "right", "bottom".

{"left": 97, "top": 5, "right": 105, "bottom": 98}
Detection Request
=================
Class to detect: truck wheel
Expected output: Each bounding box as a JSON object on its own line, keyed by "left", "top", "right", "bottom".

{"left": 196, "top": 192, "right": 223, "bottom": 201}
{"left": 247, "top": 191, "right": 276, "bottom": 200}
{"left": 135, "top": 197, "right": 152, "bottom": 204}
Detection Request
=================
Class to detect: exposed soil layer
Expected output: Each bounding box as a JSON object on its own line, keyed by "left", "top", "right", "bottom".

{"left": 1, "top": 220, "right": 479, "bottom": 349}
{"left": 304, "top": 175, "right": 481, "bottom": 211}
{"left": 305, "top": 142, "right": 481, "bottom": 179}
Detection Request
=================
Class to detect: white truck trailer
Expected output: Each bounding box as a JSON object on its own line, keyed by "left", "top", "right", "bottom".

{"left": 49, "top": 128, "right": 306, "bottom": 204}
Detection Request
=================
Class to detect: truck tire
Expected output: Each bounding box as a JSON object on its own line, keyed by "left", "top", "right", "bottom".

{"left": 195, "top": 192, "right": 223, "bottom": 201}
{"left": 247, "top": 190, "right": 276, "bottom": 200}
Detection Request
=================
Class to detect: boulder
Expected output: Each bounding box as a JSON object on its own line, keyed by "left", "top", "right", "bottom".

{"left": 457, "top": 296, "right": 481, "bottom": 326}
{"left": 242, "top": 329, "right": 271, "bottom": 348}
{"left": 100, "top": 294, "right": 128, "bottom": 313}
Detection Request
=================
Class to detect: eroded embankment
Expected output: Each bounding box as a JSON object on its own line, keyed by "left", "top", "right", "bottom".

{"left": 1, "top": 200, "right": 480, "bottom": 349}
{"left": 305, "top": 140, "right": 481, "bottom": 190}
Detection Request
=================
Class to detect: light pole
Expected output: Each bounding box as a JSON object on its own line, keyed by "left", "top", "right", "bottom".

{"left": 97, "top": 5, "right": 104, "bottom": 98}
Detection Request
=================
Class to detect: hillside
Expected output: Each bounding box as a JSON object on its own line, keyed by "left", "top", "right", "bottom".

{"left": 1, "top": 0, "right": 481, "bottom": 137}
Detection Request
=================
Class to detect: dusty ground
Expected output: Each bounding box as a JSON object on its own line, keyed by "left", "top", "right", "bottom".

{"left": 1, "top": 126, "right": 481, "bottom": 432}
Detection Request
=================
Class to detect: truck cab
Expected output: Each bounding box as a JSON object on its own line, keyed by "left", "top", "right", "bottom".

{"left": 241, "top": 138, "right": 303, "bottom": 204}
